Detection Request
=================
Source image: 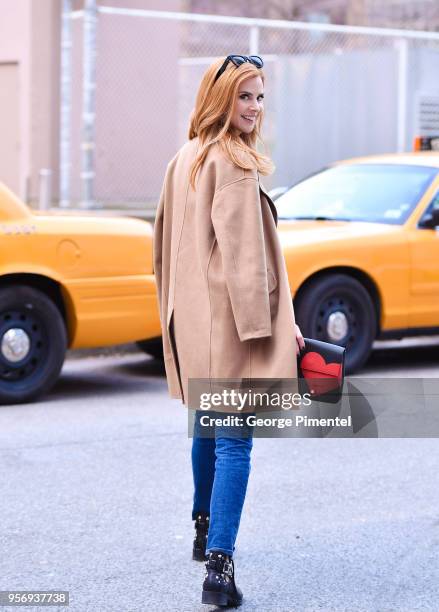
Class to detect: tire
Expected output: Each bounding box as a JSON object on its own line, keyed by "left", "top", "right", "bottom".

{"left": 136, "top": 337, "right": 164, "bottom": 360}
{"left": 294, "top": 274, "right": 376, "bottom": 374}
{"left": 0, "top": 286, "right": 67, "bottom": 404}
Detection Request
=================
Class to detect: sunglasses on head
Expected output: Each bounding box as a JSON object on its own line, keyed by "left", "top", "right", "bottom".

{"left": 214, "top": 55, "right": 264, "bottom": 83}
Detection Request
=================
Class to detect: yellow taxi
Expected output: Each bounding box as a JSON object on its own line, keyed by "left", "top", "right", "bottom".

{"left": 4, "top": 152, "right": 439, "bottom": 404}
{"left": 276, "top": 152, "right": 439, "bottom": 372}
{"left": 0, "top": 183, "right": 161, "bottom": 405}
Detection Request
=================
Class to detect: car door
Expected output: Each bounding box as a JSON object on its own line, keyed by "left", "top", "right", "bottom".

{"left": 408, "top": 186, "right": 439, "bottom": 327}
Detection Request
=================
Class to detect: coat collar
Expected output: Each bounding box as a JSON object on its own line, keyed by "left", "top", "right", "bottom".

{"left": 191, "top": 138, "right": 278, "bottom": 227}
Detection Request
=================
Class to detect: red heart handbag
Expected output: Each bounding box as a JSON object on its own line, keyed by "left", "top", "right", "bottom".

{"left": 297, "top": 338, "right": 346, "bottom": 403}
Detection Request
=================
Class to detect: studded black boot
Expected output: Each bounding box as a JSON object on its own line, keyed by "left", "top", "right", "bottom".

{"left": 201, "top": 551, "right": 243, "bottom": 607}
{"left": 193, "top": 513, "right": 210, "bottom": 561}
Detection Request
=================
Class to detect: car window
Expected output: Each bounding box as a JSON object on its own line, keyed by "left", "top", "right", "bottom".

{"left": 418, "top": 190, "right": 439, "bottom": 226}
{"left": 276, "top": 164, "right": 439, "bottom": 224}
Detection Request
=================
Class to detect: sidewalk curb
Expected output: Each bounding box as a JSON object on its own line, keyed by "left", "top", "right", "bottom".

{"left": 66, "top": 343, "right": 142, "bottom": 361}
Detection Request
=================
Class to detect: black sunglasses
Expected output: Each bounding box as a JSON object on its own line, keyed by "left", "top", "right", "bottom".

{"left": 214, "top": 55, "right": 264, "bottom": 83}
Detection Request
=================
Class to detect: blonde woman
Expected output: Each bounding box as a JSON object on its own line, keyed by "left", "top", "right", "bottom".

{"left": 153, "top": 54, "right": 304, "bottom": 607}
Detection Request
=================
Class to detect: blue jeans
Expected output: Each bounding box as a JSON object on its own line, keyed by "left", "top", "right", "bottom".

{"left": 191, "top": 410, "right": 254, "bottom": 557}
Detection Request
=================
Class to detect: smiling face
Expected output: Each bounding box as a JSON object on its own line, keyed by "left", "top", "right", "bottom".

{"left": 230, "top": 75, "right": 264, "bottom": 135}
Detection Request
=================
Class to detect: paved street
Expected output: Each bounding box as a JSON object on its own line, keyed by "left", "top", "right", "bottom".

{"left": 1, "top": 340, "right": 439, "bottom": 611}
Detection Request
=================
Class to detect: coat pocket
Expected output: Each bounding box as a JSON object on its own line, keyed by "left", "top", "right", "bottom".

{"left": 267, "top": 268, "right": 279, "bottom": 321}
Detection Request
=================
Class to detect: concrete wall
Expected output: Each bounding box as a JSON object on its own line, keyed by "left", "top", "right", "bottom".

{"left": 0, "top": 0, "right": 61, "bottom": 202}
{"left": 72, "top": 0, "right": 182, "bottom": 204}
{"left": 66, "top": 0, "right": 183, "bottom": 204}
{"left": 0, "top": 63, "right": 20, "bottom": 193}
{"left": 0, "top": 0, "right": 32, "bottom": 198}
{"left": 0, "top": 0, "right": 181, "bottom": 204}
{"left": 29, "top": 0, "right": 61, "bottom": 205}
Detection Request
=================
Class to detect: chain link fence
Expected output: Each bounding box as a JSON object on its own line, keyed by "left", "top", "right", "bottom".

{"left": 61, "top": 5, "right": 439, "bottom": 213}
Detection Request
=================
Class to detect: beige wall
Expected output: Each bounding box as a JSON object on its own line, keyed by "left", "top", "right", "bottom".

{"left": 30, "top": 0, "right": 61, "bottom": 204}
{"left": 0, "top": 0, "right": 60, "bottom": 202}
{"left": 0, "top": 0, "right": 183, "bottom": 205}
{"left": 0, "top": 0, "right": 31, "bottom": 198}
{"left": 0, "top": 63, "right": 20, "bottom": 192}
{"left": 73, "top": 0, "right": 183, "bottom": 204}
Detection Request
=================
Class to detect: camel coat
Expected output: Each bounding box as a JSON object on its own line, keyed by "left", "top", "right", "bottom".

{"left": 153, "top": 137, "right": 298, "bottom": 407}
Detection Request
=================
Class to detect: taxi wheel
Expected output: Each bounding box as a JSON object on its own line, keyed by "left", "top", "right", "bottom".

{"left": 0, "top": 286, "right": 67, "bottom": 404}
{"left": 294, "top": 274, "right": 377, "bottom": 374}
{"left": 136, "top": 337, "right": 164, "bottom": 360}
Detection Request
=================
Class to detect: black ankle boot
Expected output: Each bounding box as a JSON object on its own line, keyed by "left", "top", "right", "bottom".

{"left": 201, "top": 551, "right": 243, "bottom": 607}
{"left": 193, "top": 513, "right": 210, "bottom": 561}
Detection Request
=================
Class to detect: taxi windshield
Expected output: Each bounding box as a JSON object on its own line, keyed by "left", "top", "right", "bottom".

{"left": 276, "top": 163, "right": 438, "bottom": 224}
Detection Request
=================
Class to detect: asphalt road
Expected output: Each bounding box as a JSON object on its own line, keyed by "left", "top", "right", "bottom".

{"left": 1, "top": 339, "right": 439, "bottom": 611}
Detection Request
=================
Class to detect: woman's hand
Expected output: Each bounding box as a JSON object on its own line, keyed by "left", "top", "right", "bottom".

{"left": 295, "top": 323, "right": 305, "bottom": 355}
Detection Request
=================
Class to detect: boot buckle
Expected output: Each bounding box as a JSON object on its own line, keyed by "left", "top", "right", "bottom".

{"left": 222, "top": 560, "right": 233, "bottom": 577}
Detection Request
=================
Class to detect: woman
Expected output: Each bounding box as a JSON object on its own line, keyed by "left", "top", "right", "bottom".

{"left": 153, "top": 54, "right": 304, "bottom": 607}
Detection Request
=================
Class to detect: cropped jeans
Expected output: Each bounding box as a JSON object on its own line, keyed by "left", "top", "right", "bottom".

{"left": 191, "top": 410, "right": 254, "bottom": 557}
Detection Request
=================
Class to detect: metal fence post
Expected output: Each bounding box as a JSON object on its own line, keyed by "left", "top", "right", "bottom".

{"left": 39, "top": 169, "right": 52, "bottom": 211}
{"left": 80, "top": 0, "right": 98, "bottom": 208}
{"left": 396, "top": 37, "right": 409, "bottom": 153}
{"left": 249, "top": 25, "right": 259, "bottom": 55}
{"left": 59, "top": 0, "right": 72, "bottom": 208}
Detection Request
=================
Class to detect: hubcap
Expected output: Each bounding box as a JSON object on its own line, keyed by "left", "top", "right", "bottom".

{"left": 1, "top": 328, "right": 31, "bottom": 362}
{"left": 0, "top": 308, "right": 47, "bottom": 383}
{"left": 326, "top": 311, "right": 348, "bottom": 342}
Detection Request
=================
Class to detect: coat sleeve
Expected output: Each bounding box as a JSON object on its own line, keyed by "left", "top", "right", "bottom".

{"left": 211, "top": 177, "right": 272, "bottom": 342}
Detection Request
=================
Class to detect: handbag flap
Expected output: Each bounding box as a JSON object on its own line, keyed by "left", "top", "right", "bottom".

{"left": 299, "top": 338, "right": 346, "bottom": 381}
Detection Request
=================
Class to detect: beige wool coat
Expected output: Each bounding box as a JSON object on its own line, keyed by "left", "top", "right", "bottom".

{"left": 153, "top": 136, "right": 298, "bottom": 406}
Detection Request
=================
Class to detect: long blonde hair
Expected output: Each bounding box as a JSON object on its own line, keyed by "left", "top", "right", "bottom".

{"left": 188, "top": 57, "right": 275, "bottom": 189}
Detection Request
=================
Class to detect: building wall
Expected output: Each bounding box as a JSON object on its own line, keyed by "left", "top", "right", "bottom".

{"left": 0, "top": 0, "right": 32, "bottom": 198}
{"left": 64, "top": 0, "right": 183, "bottom": 205}
{"left": 30, "top": 0, "right": 61, "bottom": 205}
{"left": 84, "top": 0, "right": 182, "bottom": 204}
{"left": 0, "top": 0, "right": 61, "bottom": 202}
{"left": 2, "top": 0, "right": 436, "bottom": 205}
{"left": 0, "top": 0, "right": 182, "bottom": 205}
{"left": 0, "top": 63, "right": 21, "bottom": 193}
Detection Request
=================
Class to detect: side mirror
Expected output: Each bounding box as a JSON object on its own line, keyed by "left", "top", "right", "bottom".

{"left": 419, "top": 207, "right": 439, "bottom": 229}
